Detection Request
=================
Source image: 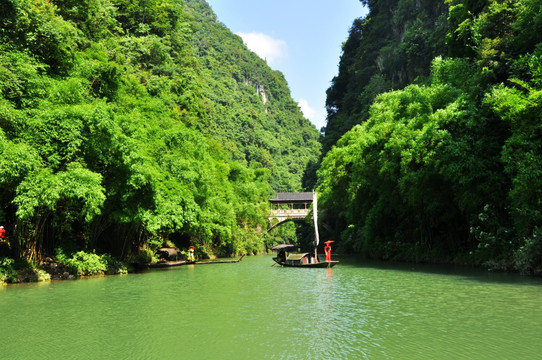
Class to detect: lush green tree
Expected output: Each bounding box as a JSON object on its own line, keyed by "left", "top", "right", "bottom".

{"left": 320, "top": 80, "right": 487, "bottom": 261}
{"left": 0, "top": 0, "right": 82, "bottom": 75}
{"left": 485, "top": 81, "right": 542, "bottom": 272}
{"left": 11, "top": 164, "right": 105, "bottom": 261}
{"left": 51, "top": 0, "right": 121, "bottom": 40}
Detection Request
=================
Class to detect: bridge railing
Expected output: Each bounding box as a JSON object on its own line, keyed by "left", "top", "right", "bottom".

{"left": 270, "top": 209, "right": 309, "bottom": 217}
{"left": 268, "top": 209, "right": 311, "bottom": 232}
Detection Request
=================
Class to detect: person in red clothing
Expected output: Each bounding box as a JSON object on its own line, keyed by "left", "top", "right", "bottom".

{"left": 0, "top": 226, "right": 5, "bottom": 240}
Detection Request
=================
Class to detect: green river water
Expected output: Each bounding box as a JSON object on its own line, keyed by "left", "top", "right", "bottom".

{"left": 1, "top": 255, "right": 541, "bottom": 359}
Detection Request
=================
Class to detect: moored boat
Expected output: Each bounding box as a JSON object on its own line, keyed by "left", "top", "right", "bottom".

{"left": 132, "top": 247, "right": 192, "bottom": 269}
{"left": 145, "top": 259, "right": 196, "bottom": 268}
{"left": 137, "top": 256, "right": 245, "bottom": 269}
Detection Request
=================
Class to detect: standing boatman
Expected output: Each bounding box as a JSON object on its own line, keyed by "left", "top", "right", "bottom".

{"left": 324, "top": 240, "right": 334, "bottom": 262}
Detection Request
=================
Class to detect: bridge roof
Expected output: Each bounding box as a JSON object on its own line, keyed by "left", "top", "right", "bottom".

{"left": 269, "top": 192, "right": 314, "bottom": 203}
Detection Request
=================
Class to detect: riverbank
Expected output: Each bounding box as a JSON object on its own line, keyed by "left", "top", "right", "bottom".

{"left": 1, "top": 252, "right": 129, "bottom": 285}
{"left": 1, "top": 251, "right": 247, "bottom": 285}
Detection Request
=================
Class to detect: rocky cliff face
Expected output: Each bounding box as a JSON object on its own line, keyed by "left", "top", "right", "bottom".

{"left": 322, "top": 0, "right": 449, "bottom": 153}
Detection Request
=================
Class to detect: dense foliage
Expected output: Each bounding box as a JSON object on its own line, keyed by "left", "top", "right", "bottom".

{"left": 0, "top": 0, "right": 318, "bottom": 272}
{"left": 183, "top": 1, "right": 321, "bottom": 192}
{"left": 323, "top": 0, "right": 449, "bottom": 154}
{"left": 318, "top": 0, "right": 542, "bottom": 274}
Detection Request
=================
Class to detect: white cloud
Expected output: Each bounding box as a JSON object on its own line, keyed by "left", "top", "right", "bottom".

{"left": 298, "top": 99, "right": 316, "bottom": 121}
{"left": 236, "top": 32, "right": 288, "bottom": 64}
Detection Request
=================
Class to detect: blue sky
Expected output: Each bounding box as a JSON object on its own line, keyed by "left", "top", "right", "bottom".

{"left": 204, "top": 0, "right": 368, "bottom": 130}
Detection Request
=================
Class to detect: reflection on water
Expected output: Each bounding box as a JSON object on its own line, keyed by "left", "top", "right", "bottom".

{"left": 1, "top": 255, "right": 542, "bottom": 359}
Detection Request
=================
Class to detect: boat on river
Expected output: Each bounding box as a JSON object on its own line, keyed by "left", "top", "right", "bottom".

{"left": 270, "top": 192, "right": 338, "bottom": 268}
{"left": 271, "top": 244, "right": 338, "bottom": 268}
{"left": 133, "top": 247, "right": 245, "bottom": 269}
{"left": 146, "top": 259, "right": 196, "bottom": 268}
{"left": 143, "top": 256, "right": 244, "bottom": 268}
{"left": 195, "top": 254, "right": 245, "bottom": 265}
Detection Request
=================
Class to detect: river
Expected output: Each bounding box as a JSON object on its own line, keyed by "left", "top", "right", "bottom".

{"left": 1, "top": 255, "right": 541, "bottom": 359}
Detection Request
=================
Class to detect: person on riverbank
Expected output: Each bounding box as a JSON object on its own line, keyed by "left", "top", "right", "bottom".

{"left": 0, "top": 226, "right": 6, "bottom": 240}
{"left": 188, "top": 246, "right": 195, "bottom": 261}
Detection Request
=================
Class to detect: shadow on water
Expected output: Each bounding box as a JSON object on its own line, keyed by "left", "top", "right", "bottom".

{"left": 333, "top": 254, "right": 542, "bottom": 286}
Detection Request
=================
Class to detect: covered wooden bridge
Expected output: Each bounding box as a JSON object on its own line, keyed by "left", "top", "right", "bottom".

{"left": 268, "top": 192, "right": 315, "bottom": 231}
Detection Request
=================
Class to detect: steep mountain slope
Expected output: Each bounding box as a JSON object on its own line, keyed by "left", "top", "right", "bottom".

{"left": 183, "top": 0, "right": 321, "bottom": 192}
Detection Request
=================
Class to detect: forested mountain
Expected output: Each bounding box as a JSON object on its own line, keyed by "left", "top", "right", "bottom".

{"left": 183, "top": 0, "right": 321, "bottom": 192}
{"left": 317, "top": 0, "right": 542, "bottom": 274}
{"left": 0, "top": 0, "right": 319, "bottom": 275}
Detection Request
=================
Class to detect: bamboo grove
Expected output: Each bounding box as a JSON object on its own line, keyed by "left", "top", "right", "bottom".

{"left": 317, "top": 0, "right": 542, "bottom": 274}
{"left": 0, "top": 0, "right": 320, "bottom": 267}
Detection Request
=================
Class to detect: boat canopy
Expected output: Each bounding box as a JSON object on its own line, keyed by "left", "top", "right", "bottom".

{"left": 156, "top": 247, "right": 180, "bottom": 257}
{"left": 286, "top": 253, "right": 309, "bottom": 261}
{"left": 271, "top": 244, "right": 300, "bottom": 251}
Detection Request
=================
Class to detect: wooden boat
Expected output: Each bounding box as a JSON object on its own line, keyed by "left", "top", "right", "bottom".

{"left": 271, "top": 244, "right": 338, "bottom": 268}
{"left": 147, "top": 259, "right": 196, "bottom": 268}
{"left": 134, "top": 254, "right": 244, "bottom": 269}
{"left": 195, "top": 254, "right": 245, "bottom": 264}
